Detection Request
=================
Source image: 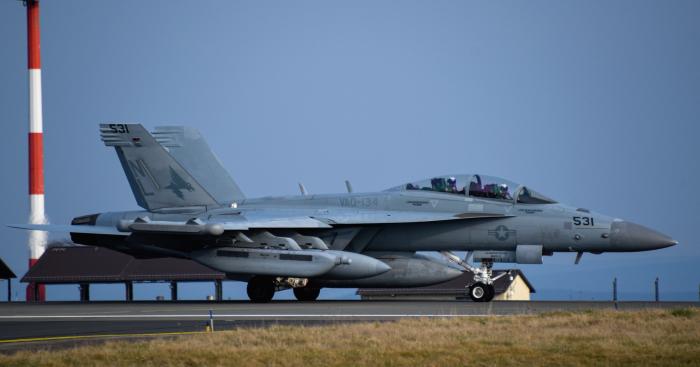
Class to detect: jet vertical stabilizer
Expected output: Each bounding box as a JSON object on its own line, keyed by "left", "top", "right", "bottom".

{"left": 100, "top": 123, "right": 219, "bottom": 210}
{"left": 152, "top": 126, "right": 245, "bottom": 205}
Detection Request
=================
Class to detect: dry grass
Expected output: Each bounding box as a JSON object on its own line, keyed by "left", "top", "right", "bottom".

{"left": 1, "top": 308, "right": 699, "bottom": 367}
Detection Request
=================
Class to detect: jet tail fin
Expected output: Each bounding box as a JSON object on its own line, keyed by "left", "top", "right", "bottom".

{"left": 151, "top": 126, "right": 245, "bottom": 205}
{"left": 100, "top": 123, "right": 219, "bottom": 210}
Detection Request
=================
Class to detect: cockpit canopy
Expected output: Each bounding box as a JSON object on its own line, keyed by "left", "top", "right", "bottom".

{"left": 386, "top": 174, "right": 557, "bottom": 204}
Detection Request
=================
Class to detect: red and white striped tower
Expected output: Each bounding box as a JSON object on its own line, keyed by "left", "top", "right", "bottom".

{"left": 25, "top": 0, "right": 47, "bottom": 302}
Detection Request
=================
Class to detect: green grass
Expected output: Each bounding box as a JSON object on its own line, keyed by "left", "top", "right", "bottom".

{"left": 1, "top": 309, "right": 699, "bottom": 367}
{"left": 670, "top": 308, "right": 697, "bottom": 318}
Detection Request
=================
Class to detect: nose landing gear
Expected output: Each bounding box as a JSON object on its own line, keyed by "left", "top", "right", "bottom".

{"left": 441, "top": 251, "right": 506, "bottom": 303}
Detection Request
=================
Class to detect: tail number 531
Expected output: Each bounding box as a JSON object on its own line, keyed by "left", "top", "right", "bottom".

{"left": 109, "top": 124, "right": 130, "bottom": 134}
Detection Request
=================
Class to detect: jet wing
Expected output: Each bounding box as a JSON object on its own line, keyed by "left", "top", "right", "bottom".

{"left": 7, "top": 210, "right": 507, "bottom": 236}
{"left": 202, "top": 208, "right": 508, "bottom": 230}
{"left": 214, "top": 208, "right": 509, "bottom": 228}
{"left": 7, "top": 218, "right": 330, "bottom": 235}
{"left": 7, "top": 224, "right": 128, "bottom": 236}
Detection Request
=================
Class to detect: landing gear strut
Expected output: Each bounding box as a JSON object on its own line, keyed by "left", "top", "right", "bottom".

{"left": 247, "top": 276, "right": 275, "bottom": 303}
{"left": 441, "top": 251, "right": 506, "bottom": 303}
{"left": 247, "top": 277, "right": 318, "bottom": 303}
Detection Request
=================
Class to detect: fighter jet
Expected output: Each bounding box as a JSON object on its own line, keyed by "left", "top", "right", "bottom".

{"left": 11, "top": 124, "right": 678, "bottom": 302}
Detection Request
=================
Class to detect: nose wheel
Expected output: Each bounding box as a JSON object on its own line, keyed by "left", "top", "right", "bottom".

{"left": 469, "top": 282, "right": 495, "bottom": 302}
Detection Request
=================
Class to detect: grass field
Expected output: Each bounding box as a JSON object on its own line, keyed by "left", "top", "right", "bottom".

{"left": 1, "top": 308, "right": 699, "bottom": 366}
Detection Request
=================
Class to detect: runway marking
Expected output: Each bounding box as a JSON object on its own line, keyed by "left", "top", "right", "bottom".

{"left": 0, "top": 314, "right": 500, "bottom": 319}
{"left": 0, "top": 331, "right": 208, "bottom": 344}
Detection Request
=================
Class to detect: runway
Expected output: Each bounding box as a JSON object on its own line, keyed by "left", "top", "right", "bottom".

{"left": 0, "top": 300, "right": 697, "bottom": 352}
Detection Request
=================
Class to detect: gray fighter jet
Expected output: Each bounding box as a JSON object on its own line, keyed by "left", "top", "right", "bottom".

{"left": 11, "top": 124, "right": 678, "bottom": 302}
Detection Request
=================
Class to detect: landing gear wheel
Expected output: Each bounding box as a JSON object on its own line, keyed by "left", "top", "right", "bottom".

{"left": 293, "top": 287, "right": 321, "bottom": 301}
{"left": 469, "top": 282, "right": 490, "bottom": 302}
{"left": 247, "top": 276, "right": 275, "bottom": 303}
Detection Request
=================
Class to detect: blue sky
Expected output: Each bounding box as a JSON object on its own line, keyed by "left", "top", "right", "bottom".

{"left": 0, "top": 1, "right": 698, "bottom": 301}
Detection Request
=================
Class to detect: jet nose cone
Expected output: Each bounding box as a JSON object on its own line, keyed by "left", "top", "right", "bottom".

{"left": 610, "top": 221, "right": 677, "bottom": 251}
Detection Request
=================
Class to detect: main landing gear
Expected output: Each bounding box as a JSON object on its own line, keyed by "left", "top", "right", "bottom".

{"left": 247, "top": 276, "right": 321, "bottom": 303}
{"left": 247, "top": 276, "right": 276, "bottom": 303}
{"left": 293, "top": 286, "right": 321, "bottom": 301}
{"left": 441, "top": 251, "right": 507, "bottom": 303}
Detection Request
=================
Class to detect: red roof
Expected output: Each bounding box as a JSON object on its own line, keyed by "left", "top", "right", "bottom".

{"left": 21, "top": 246, "right": 224, "bottom": 283}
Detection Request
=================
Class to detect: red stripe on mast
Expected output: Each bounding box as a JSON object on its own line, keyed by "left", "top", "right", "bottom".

{"left": 27, "top": 0, "right": 41, "bottom": 69}
{"left": 28, "top": 133, "right": 44, "bottom": 195}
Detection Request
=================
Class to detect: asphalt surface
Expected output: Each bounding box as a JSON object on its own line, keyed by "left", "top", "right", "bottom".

{"left": 0, "top": 300, "right": 697, "bottom": 352}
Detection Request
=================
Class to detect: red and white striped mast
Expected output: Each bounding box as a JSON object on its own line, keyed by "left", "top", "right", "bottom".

{"left": 25, "top": 0, "right": 47, "bottom": 302}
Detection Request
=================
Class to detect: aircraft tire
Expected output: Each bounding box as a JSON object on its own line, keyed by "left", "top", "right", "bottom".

{"left": 247, "top": 276, "right": 275, "bottom": 303}
{"left": 293, "top": 287, "right": 321, "bottom": 301}
{"left": 469, "top": 282, "right": 488, "bottom": 302}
